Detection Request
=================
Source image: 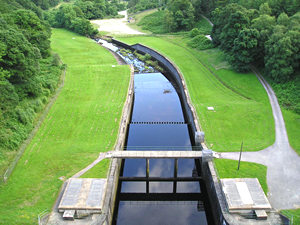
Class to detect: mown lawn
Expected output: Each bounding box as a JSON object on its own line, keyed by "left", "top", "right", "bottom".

{"left": 214, "top": 159, "right": 268, "bottom": 194}
{"left": 0, "top": 29, "right": 130, "bottom": 224}
{"left": 282, "top": 109, "right": 300, "bottom": 154}
{"left": 118, "top": 35, "right": 274, "bottom": 151}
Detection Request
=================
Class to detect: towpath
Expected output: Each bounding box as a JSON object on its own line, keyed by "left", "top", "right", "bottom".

{"left": 219, "top": 69, "right": 300, "bottom": 210}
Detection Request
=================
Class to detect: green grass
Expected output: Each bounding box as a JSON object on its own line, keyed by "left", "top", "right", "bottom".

{"left": 214, "top": 159, "right": 268, "bottom": 194}
{"left": 128, "top": 8, "right": 158, "bottom": 34}
{"left": 282, "top": 109, "right": 300, "bottom": 154}
{"left": 137, "top": 10, "right": 167, "bottom": 34}
{"left": 80, "top": 159, "right": 111, "bottom": 178}
{"left": 194, "top": 17, "right": 212, "bottom": 34}
{"left": 281, "top": 208, "right": 300, "bottom": 225}
{"left": 118, "top": 35, "right": 274, "bottom": 151}
{"left": 268, "top": 74, "right": 300, "bottom": 154}
{"left": 0, "top": 29, "right": 130, "bottom": 224}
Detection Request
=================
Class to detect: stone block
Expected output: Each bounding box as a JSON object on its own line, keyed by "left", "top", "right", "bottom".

{"left": 63, "top": 210, "right": 75, "bottom": 220}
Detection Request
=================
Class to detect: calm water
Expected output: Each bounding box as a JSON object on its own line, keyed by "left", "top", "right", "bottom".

{"left": 113, "top": 73, "right": 213, "bottom": 225}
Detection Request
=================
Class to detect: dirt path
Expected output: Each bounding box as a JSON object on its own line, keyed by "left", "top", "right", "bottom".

{"left": 91, "top": 10, "right": 144, "bottom": 35}
{"left": 219, "top": 68, "right": 300, "bottom": 210}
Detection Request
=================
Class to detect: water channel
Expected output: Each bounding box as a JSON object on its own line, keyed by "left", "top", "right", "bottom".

{"left": 98, "top": 40, "right": 214, "bottom": 225}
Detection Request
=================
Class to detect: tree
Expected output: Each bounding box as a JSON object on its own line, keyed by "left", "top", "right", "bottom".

{"left": 165, "top": 0, "right": 195, "bottom": 31}
{"left": 265, "top": 25, "right": 293, "bottom": 82}
{"left": 211, "top": 4, "right": 249, "bottom": 47}
{"left": 10, "top": 10, "right": 51, "bottom": 57}
{"left": 70, "top": 17, "right": 98, "bottom": 36}
{"left": 229, "top": 28, "right": 260, "bottom": 71}
{"left": 0, "top": 28, "right": 40, "bottom": 82}
{"left": 218, "top": 4, "right": 250, "bottom": 51}
{"left": 251, "top": 13, "right": 276, "bottom": 64}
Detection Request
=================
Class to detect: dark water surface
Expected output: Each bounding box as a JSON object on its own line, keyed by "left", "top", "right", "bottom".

{"left": 113, "top": 73, "right": 212, "bottom": 225}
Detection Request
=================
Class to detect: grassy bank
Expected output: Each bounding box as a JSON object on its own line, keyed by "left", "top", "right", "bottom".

{"left": 0, "top": 29, "right": 130, "bottom": 224}
{"left": 282, "top": 209, "right": 300, "bottom": 225}
{"left": 128, "top": 8, "right": 158, "bottom": 34}
{"left": 282, "top": 109, "right": 300, "bottom": 154}
{"left": 214, "top": 159, "right": 268, "bottom": 194}
{"left": 118, "top": 35, "right": 274, "bottom": 151}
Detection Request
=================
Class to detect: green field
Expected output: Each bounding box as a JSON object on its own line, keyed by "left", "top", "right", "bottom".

{"left": 128, "top": 8, "right": 158, "bottom": 34}
{"left": 118, "top": 35, "right": 274, "bottom": 151}
{"left": 0, "top": 29, "right": 130, "bottom": 224}
{"left": 214, "top": 159, "right": 268, "bottom": 194}
{"left": 282, "top": 109, "right": 300, "bottom": 154}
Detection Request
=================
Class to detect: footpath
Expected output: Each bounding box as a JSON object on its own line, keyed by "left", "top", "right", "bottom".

{"left": 219, "top": 69, "right": 300, "bottom": 210}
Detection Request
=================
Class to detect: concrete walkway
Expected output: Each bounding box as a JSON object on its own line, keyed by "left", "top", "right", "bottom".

{"left": 219, "top": 69, "right": 300, "bottom": 210}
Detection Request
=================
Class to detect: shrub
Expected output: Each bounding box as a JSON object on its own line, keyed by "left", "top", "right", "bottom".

{"left": 189, "top": 28, "right": 201, "bottom": 38}
{"left": 187, "top": 34, "right": 214, "bottom": 50}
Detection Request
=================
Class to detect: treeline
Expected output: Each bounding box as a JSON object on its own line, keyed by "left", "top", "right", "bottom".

{"left": 129, "top": 0, "right": 300, "bottom": 113}
{"left": 126, "top": 0, "right": 162, "bottom": 13}
{"left": 211, "top": 1, "right": 300, "bottom": 113}
{"left": 45, "top": 0, "right": 125, "bottom": 36}
{"left": 0, "top": 0, "right": 62, "bottom": 164}
{"left": 212, "top": 2, "right": 300, "bottom": 79}
{"left": 127, "top": 0, "right": 215, "bottom": 31}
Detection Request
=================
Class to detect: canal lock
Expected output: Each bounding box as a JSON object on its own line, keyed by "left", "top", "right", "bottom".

{"left": 96, "top": 38, "right": 215, "bottom": 225}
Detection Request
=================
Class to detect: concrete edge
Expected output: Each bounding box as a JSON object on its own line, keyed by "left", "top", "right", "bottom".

{"left": 99, "top": 64, "right": 135, "bottom": 225}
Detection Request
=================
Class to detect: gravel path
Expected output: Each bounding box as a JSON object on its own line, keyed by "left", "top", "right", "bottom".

{"left": 91, "top": 10, "right": 144, "bottom": 35}
{"left": 219, "top": 68, "right": 300, "bottom": 210}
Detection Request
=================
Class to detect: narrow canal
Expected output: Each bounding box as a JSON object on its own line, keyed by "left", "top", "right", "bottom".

{"left": 94, "top": 39, "right": 214, "bottom": 224}
{"left": 111, "top": 69, "right": 214, "bottom": 224}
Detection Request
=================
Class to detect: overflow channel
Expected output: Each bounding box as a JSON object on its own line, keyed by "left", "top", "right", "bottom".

{"left": 111, "top": 67, "right": 214, "bottom": 224}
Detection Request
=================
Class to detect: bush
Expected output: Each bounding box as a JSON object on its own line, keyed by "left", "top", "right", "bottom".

{"left": 187, "top": 34, "right": 214, "bottom": 50}
{"left": 271, "top": 76, "right": 300, "bottom": 114}
{"left": 189, "top": 28, "right": 201, "bottom": 37}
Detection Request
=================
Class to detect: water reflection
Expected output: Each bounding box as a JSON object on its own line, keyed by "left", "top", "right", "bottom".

{"left": 113, "top": 72, "right": 210, "bottom": 225}
{"left": 132, "top": 73, "right": 184, "bottom": 122}
{"left": 117, "top": 201, "right": 208, "bottom": 225}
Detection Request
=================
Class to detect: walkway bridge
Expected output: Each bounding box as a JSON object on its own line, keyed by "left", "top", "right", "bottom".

{"left": 104, "top": 150, "right": 203, "bottom": 159}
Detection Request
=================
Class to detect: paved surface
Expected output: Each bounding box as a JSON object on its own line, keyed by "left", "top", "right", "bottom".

{"left": 58, "top": 178, "right": 106, "bottom": 211}
{"left": 91, "top": 10, "right": 144, "bottom": 35}
{"left": 221, "top": 178, "right": 271, "bottom": 212}
{"left": 219, "top": 70, "right": 300, "bottom": 210}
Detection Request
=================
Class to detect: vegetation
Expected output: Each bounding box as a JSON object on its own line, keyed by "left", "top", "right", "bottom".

{"left": 214, "top": 158, "right": 268, "bottom": 194}
{"left": 187, "top": 30, "right": 213, "bottom": 50}
{"left": 127, "top": 8, "right": 158, "bottom": 34}
{"left": 0, "top": 29, "right": 130, "bottom": 224}
{"left": 118, "top": 35, "right": 274, "bottom": 151}
{"left": 282, "top": 208, "right": 300, "bottom": 225}
{"left": 129, "top": 0, "right": 300, "bottom": 152}
{"left": 210, "top": 1, "right": 300, "bottom": 130}
{"left": 282, "top": 109, "right": 300, "bottom": 154}
{"left": 137, "top": 10, "right": 166, "bottom": 34}
{"left": 80, "top": 159, "right": 110, "bottom": 178}
{"left": 126, "top": 0, "right": 161, "bottom": 14}
{"left": 0, "top": 1, "right": 63, "bottom": 174}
